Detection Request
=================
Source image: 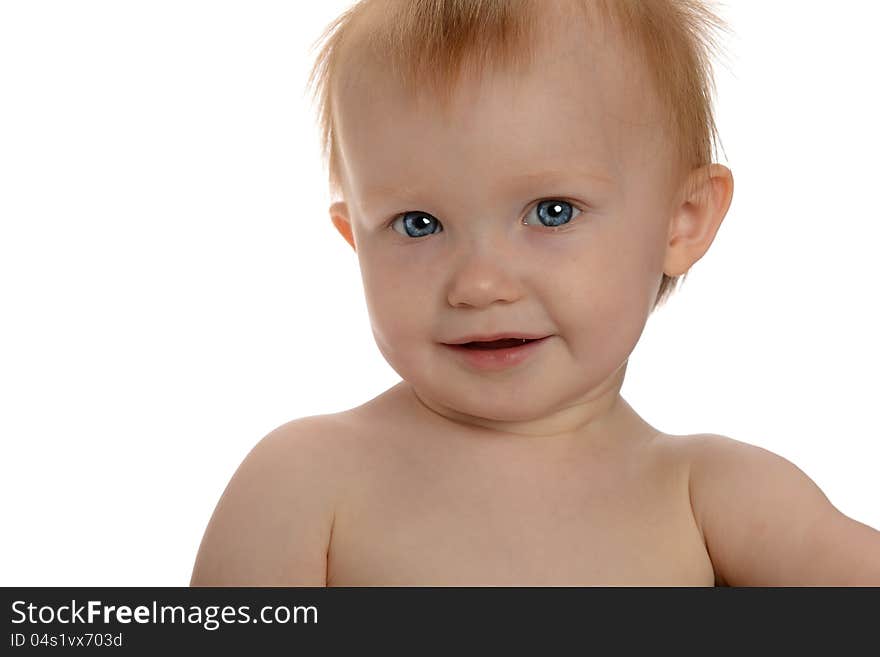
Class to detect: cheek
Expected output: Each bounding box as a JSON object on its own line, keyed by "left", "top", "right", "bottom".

{"left": 559, "top": 273, "right": 650, "bottom": 375}
{"left": 358, "top": 256, "right": 427, "bottom": 352}
{"left": 596, "top": 207, "right": 667, "bottom": 298}
{"left": 549, "top": 232, "right": 656, "bottom": 350}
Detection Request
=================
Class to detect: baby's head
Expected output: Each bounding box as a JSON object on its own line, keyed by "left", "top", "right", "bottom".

{"left": 305, "top": 0, "right": 734, "bottom": 432}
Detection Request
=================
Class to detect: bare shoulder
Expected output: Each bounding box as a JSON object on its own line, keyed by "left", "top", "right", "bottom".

{"left": 190, "top": 413, "right": 357, "bottom": 586}
{"left": 682, "top": 433, "right": 880, "bottom": 586}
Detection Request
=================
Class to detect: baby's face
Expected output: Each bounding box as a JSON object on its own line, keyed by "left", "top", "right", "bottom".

{"left": 331, "top": 13, "right": 685, "bottom": 437}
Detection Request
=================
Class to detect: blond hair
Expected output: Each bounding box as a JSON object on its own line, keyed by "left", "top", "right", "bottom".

{"left": 305, "top": 0, "right": 732, "bottom": 309}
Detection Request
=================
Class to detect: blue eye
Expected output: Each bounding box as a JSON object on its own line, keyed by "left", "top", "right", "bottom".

{"left": 388, "top": 199, "right": 583, "bottom": 238}
{"left": 523, "top": 199, "right": 582, "bottom": 228}
{"left": 390, "top": 211, "right": 443, "bottom": 238}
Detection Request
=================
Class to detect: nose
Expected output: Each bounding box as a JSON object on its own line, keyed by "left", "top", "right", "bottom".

{"left": 445, "top": 247, "right": 524, "bottom": 308}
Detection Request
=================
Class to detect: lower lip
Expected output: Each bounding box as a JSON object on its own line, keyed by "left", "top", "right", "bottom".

{"left": 442, "top": 336, "right": 551, "bottom": 371}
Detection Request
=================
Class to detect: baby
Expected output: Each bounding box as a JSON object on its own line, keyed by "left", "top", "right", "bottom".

{"left": 190, "top": 0, "right": 880, "bottom": 586}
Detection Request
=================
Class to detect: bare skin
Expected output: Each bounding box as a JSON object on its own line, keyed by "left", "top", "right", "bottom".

{"left": 190, "top": 378, "right": 880, "bottom": 586}
{"left": 326, "top": 380, "right": 715, "bottom": 586}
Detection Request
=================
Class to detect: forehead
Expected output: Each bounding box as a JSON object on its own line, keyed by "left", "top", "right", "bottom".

{"left": 334, "top": 6, "right": 664, "bottom": 207}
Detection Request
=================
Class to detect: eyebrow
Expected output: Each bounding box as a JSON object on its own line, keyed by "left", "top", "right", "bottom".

{"left": 360, "top": 167, "right": 613, "bottom": 211}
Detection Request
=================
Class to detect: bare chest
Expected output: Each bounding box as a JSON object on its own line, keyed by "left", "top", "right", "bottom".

{"left": 327, "top": 431, "right": 715, "bottom": 586}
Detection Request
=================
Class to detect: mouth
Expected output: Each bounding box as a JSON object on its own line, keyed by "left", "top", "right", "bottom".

{"left": 457, "top": 337, "right": 541, "bottom": 350}
{"left": 444, "top": 332, "right": 550, "bottom": 348}
{"left": 442, "top": 335, "right": 551, "bottom": 370}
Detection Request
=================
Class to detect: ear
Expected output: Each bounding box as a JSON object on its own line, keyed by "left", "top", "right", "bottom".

{"left": 663, "top": 164, "right": 734, "bottom": 277}
{"left": 329, "top": 201, "right": 356, "bottom": 252}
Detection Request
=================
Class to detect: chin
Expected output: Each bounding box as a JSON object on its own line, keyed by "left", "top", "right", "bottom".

{"left": 428, "top": 382, "right": 558, "bottom": 422}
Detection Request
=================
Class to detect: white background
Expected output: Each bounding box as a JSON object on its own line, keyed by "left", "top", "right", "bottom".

{"left": 1, "top": 1, "right": 877, "bottom": 586}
